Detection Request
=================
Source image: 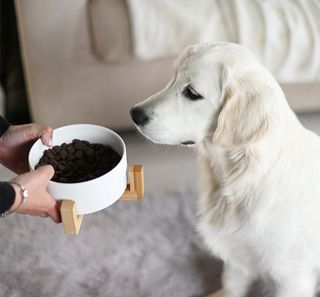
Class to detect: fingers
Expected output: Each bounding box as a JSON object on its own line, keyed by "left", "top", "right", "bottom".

{"left": 47, "top": 205, "right": 62, "bottom": 224}
{"left": 39, "top": 126, "right": 53, "bottom": 147}
{"left": 30, "top": 124, "right": 53, "bottom": 147}
{"left": 37, "top": 208, "right": 61, "bottom": 224}
{"left": 34, "top": 164, "right": 55, "bottom": 181}
{"left": 45, "top": 195, "right": 62, "bottom": 223}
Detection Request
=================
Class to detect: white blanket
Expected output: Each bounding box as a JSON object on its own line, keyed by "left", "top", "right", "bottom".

{"left": 125, "top": 0, "right": 320, "bottom": 83}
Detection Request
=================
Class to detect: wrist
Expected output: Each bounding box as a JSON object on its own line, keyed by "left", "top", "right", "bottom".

{"left": 3, "top": 182, "right": 29, "bottom": 216}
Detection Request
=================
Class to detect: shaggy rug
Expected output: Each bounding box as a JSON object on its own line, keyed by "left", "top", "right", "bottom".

{"left": 0, "top": 186, "right": 281, "bottom": 297}
{"left": 1, "top": 115, "right": 320, "bottom": 297}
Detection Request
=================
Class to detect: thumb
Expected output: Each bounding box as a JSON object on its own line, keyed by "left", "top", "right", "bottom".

{"left": 34, "top": 165, "right": 55, "bottom": 182}
{"left": 35, "top": 125, "right": 53, "bottom": 147}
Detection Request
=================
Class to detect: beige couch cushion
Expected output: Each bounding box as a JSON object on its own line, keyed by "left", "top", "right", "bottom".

{"left": 89, "top": 0, "right": 320, "bottom": 85}
{"left": 89, "top": 0, "right": 131, "bottom": 63}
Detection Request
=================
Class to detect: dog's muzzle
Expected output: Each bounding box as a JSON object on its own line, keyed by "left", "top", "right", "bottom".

{"left": 130, "top": 107, "right": 149, "bottom": 126}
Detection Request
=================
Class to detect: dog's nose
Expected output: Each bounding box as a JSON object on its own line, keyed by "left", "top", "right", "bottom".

{"left": 130, "top": 107, "right": 149, "bottom": 126}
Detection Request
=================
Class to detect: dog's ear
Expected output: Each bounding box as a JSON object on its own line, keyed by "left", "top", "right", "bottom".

{"left": 213, "top": 68, "right": 270, "bottom": 148}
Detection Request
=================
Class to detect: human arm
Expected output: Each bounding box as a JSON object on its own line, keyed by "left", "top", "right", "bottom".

{"left": 0, "top": 165, "right": 61, "bottom": 223}
{"left": 0, "top": 116, "right": 60, "bottom": 222}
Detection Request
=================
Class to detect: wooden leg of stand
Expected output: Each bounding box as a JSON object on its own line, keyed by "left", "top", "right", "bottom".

{"left": 120, "top": 164, "right": 144, "bottom": 201}
{"left": 60, "top": 200, "right": 83, "bottom": 235}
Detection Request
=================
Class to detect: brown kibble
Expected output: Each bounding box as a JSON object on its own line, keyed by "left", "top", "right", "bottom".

{"left": 58, "top": 164, "right": 66, "bottom": 171}
{"left": 75, "top": 159, "right": 85, "bottom": 167}
{"left": 60, "top": 149, "right": 67, "bottom": 159}
{"left": 85, "top": 148, "right": 94, "bottom": 157}
{"left": 36, "top": 139, "right": 121, "bottom": 183}
{"left": 74, "top": 142, "right": 85, "bottom": 150}
{"left": 67, "top": 154, "right": 75, "bottom": 161}
{"left": 67, "top": 145, "right": 75, "bottom": 154}
{"left": 52, "top": 146, "right": 61, "bottom": 153}
{"left": 75, "top": 150, "right": 83, "bottom": 159}
{"left": 44, "top": 150, "right": 54, "bottom": 159}
{"left": 58, "top": 177, "right": 69, "bottom": 183}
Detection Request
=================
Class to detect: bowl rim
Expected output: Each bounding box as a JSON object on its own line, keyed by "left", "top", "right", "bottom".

{"left": 28, "top": 123, "right": 127, "bottom": 186}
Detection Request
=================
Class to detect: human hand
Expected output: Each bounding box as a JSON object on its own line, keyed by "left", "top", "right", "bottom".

{"left": 9, "top": 165, "right": 61, "bottom": 223}
{"left": 0, "top": 123, "right": 53, "bottom": 173}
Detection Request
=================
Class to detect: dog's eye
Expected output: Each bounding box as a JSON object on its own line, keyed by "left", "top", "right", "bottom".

{"left": 182, "top": 85, "right": 203, "bottom": 101}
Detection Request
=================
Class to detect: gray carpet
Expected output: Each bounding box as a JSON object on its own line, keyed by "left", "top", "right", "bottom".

{"left": 1, "top": 187, "right": 275, "bottom": 297}
{"left": 0, "top": 112, "right": 319, "bottom": 297}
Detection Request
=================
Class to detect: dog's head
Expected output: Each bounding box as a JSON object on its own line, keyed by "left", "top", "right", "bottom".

{"left": 130, "top": 42, "right": 277, "bottom": 148}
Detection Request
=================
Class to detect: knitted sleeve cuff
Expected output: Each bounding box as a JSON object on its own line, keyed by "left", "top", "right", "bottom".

{"left": 0, "top": 116, "right": 10, "bottom": 137}
{"left": 0, "top": 182, "right": 16, "bottom": 214}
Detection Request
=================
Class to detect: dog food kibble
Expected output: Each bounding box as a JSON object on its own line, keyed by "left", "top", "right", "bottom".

{"left": 35, "top": 139, "right": 121, "bottom": 183}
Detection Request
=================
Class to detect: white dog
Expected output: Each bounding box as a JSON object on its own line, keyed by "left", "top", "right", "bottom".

{"left": 130, "top": 43, "right": 320, "bottom": 297}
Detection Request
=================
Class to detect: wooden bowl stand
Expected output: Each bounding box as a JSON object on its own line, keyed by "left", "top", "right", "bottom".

{"left": 60, "top": 164, "right": 144, "bottom": 235}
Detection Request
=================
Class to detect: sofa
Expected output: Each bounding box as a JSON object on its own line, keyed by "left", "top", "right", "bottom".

{"left": 15, "top": 0, "right": 320, "bottom": 129}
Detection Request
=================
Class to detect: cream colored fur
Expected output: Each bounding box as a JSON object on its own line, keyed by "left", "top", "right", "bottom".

{"left": 131, "top": 43, "right": 320, "bottom": 297}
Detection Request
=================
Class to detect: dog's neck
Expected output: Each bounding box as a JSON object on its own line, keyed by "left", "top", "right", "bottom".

{"left": 197, "top": 104, "right": 306, "bottom": 227}
{"left": 200, "top": 134, "right": 279, "bottom": 183}
{"left": 197, "top": 128, "right": 293, "bottom": 227}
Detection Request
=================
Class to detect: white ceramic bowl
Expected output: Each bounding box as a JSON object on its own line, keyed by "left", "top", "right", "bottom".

{"left": 28, "top": 124, "right": 127, "bottom": 215}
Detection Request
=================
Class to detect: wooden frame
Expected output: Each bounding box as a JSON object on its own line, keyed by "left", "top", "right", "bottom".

{"left": 60, "top": 164, "right": 144, "bottom": 235}
{"left": 119, "top": 165, "right": 144, "bottom": 201}
{"left": 60, "top": 201, "right": 83, "bottom": 235}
